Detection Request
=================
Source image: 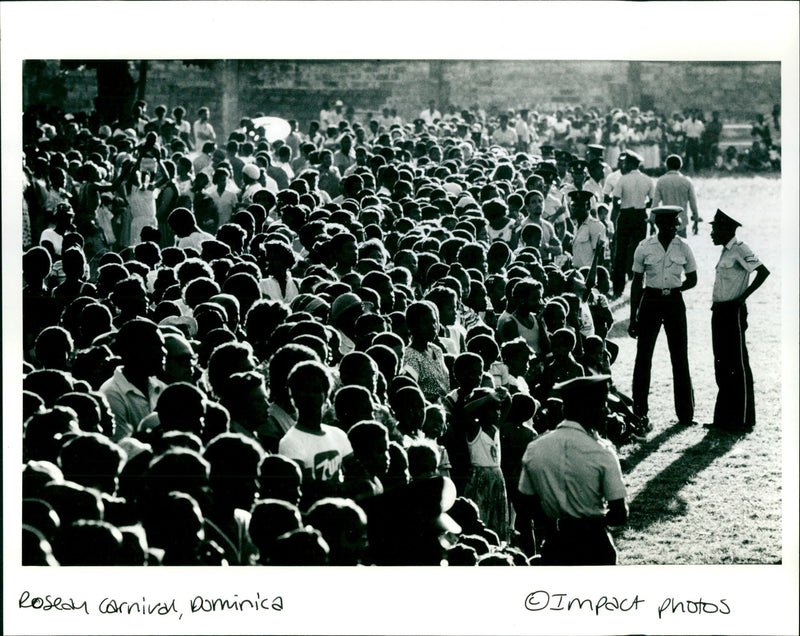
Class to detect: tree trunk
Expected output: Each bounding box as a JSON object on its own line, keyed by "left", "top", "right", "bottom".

{"left": 94, "top": 60, "right": 137, "bottom": 125}
{"left": 137, "top": 60, "right": 149, "bottom": 102}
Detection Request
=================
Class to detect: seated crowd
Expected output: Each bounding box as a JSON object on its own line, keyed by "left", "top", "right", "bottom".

{"left": 22, "top": 99, "right": 651, "bottom": 566}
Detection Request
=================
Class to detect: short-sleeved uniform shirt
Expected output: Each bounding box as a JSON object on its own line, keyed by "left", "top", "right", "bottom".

{"left": 571, "top": 216, "right": 607, "bottom": 269}
{"left": 584, "top": 177, "right": 604, "bottom": 202}
{"left": 278, "top": 424, "right": 353, "bottom": 482}
{"left": 713, "top": 237, "right": 763, "bottom": 302}
{"left": 613, "top": 169, "right": 655, "bottom": 209}
{"left": 518, "top": 420, "right": 626, "bottom": 519}
{"left": 632, "top": 235, "right": 697, "bottom": 290}
{"left": 602, "top": 170, "right": 622, "bottom": 199}
{"left": 543, "top": 186, "right": 567, "bottom": 225}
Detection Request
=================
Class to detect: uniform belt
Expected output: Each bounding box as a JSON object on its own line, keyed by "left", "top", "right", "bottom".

{"left": 712, "top": 299, "right": 743, "bottom": 309}
{"left": 620, "top": 207, "right": 646, "bottom": 213}
{"left": 547, "top": 516, "right": 607, "bottom": 533}
{"left": 644, "top": 287, "right": 681, "bottom": 297}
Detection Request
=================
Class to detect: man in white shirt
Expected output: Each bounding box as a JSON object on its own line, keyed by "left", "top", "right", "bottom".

{"left": 585, "top": 158, "right": 606, "bottom": 202}
{"left": 204, "top": 168, "right": 238, "bottom": 227}
{"left": 490, "top": 114, "right": 518, "bottom": 151}
{"left": 518, "top": 190, "right": 562, "bottom": 262}
{"left": 611, "top": 151, "right": 654, "bottom": 297}
{"left": 100, "top": 319, "right": 167, "bottom": 441}
{"left": 40, "top": 203, "right": 75, "bottom": 257}
{"left": 328, "top": 100, "right": 345, "bottom": 128}
{"left": 568, "top": 190, "right": 606, "bottom": 269}
{"left": 708, "top": 210, "right": 770, "bottom": 433}
{"left": 169, "top": 207, "right": 215, "bottom": 252}
{"left": 515, "top": 109, "right": 531, "bottom": 152}
{"left": 193, "top": 107, "right": 216, "bottom": 152}
{"left": 279, "top": 361, "right": 353, "bottom": 506}
{"left": 653, "top": 154, "right": 700, "bottom": 237}
{"left": 420, "top": 100, "right": 442, "bottom": 126}
{"left": 551, "top": 110, "right": 571, "bottom": 149}
{"left": 378, "top": 106, "right": 395, "bottom": 131}
{"left": 517, "top": 375, "right": 627, "bottom": 564}
{"left": 628, "top": 207, "right": 697, "bottom": 427}
{"left": 682, "top": 109, "right": 705, "bottom": 172}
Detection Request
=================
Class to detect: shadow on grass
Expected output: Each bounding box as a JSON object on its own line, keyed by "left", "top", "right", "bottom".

{"left": 624, "top": 430, "right": 743, "bottom": 533}
{"left": 619, "top": 422, "right": 688, "bottom": 474}
{"left": 608, "top": 320, "right": 631, "bottom": 339}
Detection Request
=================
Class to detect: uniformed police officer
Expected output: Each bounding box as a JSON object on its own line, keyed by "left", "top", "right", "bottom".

{"left": 628, "top": 206, "right": 697, "bottom": 427}
{"left": 567, "top": 190, "right": 606, "bottom": 270}
{"left": 611, "top": 151, "right": 655, "bottom": 297}
{"left": 562, "top": 159, "right": 600, "bottom": 213}
{"left": 709, "top": 209, "right": 770, "bottom": 432}
{"left": 516, "top": 375, "right": 628, "bottom": 565}
{"left": 535, "top": 162, "right": 568, "bottom": 238}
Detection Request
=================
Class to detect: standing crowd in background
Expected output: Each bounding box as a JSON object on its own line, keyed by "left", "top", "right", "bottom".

{"left": 20, "top": 94, "right": 772, "bottom": 566}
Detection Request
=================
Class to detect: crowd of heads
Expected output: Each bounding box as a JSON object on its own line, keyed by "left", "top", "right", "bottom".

{"left": 22, "top": 95, "right": 695, "bottom": 566}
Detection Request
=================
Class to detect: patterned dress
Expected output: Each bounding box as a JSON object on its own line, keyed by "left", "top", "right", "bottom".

{"left": 464, "top": 426, "right": 510, "bottom": 542}
{"left": 403, "top": 343, "right": 450, "bottom": 402}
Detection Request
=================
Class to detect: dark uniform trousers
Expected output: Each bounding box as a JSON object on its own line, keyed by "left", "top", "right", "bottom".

{"left": 632, "top": 289, "right": 694, "bottom": 423}
{"left": 685, "top": 137, "right": 701, "bottom": 170}
{"left": 712, "top": 301, "right": 755, "bottom": 430}
{"left": 612, "top": 208, "right": 647, "bottom": 296}
{"left": 539, "top": 517, "right": 617, "bottom": 566}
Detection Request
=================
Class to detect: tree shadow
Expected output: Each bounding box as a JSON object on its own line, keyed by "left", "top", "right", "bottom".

{"left": 619, "top": 422, "right": 688, "bottom": 474}
{"left": 623, "top": 430, "right": 744, "bottom": 533}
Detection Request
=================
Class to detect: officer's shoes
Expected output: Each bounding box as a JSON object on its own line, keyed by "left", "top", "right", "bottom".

{"left": 678, "top": 419, "right": 698, "bottom": 426}
{"left": 704, "top": 422, "right": 753, "bottom": 435}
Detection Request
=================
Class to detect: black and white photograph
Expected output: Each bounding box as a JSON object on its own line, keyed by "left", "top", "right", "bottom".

{"left": 3, "top": 2, "right": 798, "bottom": 635}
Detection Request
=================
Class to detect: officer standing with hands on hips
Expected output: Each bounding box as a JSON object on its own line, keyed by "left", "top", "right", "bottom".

{"left": 516, "top": 375, "right": 628, "bottom": 565}
{"left": 628, "top": 206, "right": 697, "bottom": 428}
{"left": 708, "top": 209, "right": 769, "bottom": 433}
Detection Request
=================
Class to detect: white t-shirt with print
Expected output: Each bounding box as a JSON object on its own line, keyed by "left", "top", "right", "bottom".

{"left": 278, "top": 424, "right": 353, "bottom": 482}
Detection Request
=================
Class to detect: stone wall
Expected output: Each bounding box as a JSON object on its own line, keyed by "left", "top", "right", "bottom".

{"left": 638, "top": 61, "right": 781, "bottom": 114}
{"left": 24, "top": 60, "right": 781, "bottom": 139}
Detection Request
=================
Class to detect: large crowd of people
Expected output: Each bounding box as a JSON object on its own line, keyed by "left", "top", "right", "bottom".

{"left": 20, "top": 95, "right": 770, "bottom": 566}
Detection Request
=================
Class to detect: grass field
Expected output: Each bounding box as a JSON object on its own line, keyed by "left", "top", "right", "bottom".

{"left": 607, "top": 175, "right": 785, "bottom": 565}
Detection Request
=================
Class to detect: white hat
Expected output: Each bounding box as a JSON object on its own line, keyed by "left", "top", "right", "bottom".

{"left": 242, "top": 164, "right": 260, "bottom": 180}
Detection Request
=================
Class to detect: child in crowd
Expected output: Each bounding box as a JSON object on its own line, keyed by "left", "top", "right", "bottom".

{"left": 461, "top": 386, "right": 511, "bottom": 542}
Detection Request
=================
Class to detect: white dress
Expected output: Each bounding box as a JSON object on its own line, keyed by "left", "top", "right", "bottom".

{"left": 128, "top": 186, "right": 157, "bottom": 246}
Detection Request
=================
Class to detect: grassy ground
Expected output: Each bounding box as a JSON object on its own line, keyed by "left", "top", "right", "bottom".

{"left": 607, "top": 175, "right": 783, "bottom": 564}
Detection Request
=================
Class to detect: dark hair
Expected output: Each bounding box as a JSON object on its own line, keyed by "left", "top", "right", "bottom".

{"left": 267, "top": 343, "right": 319, "bottom": 402}
{"left": 666, "top": 154, "right": 683, "bottom": 170}
{"left": 249, "top": 498, "right": 303, "bottom": 559}
{"left": 57, "top": 433, "right": 124, "bottom": 493}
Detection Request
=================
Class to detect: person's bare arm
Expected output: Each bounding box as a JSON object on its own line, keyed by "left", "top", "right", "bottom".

{"left": 688, "top": 181, "right": 699, "bottom": 235}
{"left": 734, "top": 264, "right": 769, "bottom": 305}
{"left": 514, "top": 492, "right": 544, "bottom": 555}
{"left": 605, "top": 498, "right": 628, "bottom": 527}
{"left": 628, "top": 272, "right": 644, "bottom": 338}
{"left": 497, "top": 317, "right": 520, "bottom": 343}
{"left": 681, "top": 270, "right": 698, "bottom": 292}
